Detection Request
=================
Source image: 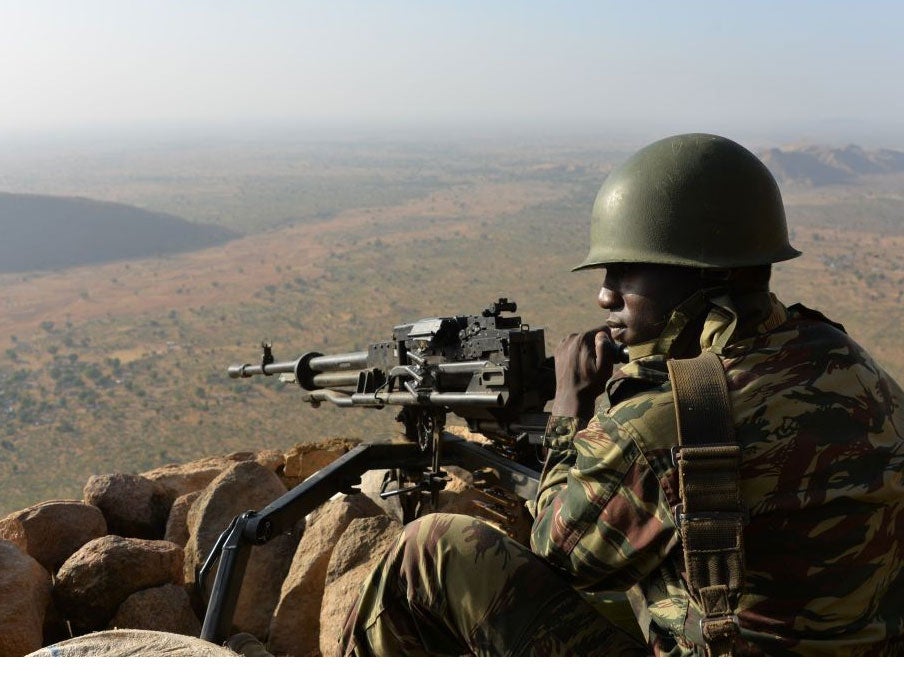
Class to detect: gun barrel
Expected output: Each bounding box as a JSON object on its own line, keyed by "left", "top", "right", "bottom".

{"left": 311, "top": 370, "right": 361, "bottom": 388}
{"left": 309, "top": 352, "right": 369, "bottom": 372}
{"left": 228, "top": 360, "right": 298, "bottom": 378}
{"left": 228, "top": 350, "right": 370, "bottom": 381}
{"left": 303, "top": 389, "right": 507, "bottom": 408}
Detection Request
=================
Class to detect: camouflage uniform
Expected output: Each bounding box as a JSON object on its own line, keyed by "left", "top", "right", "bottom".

{"left": 340, "top": 512, "right": 647, "bottom": 656}
{"left": 342, "top": 290, "right": 904, "bottom": 656}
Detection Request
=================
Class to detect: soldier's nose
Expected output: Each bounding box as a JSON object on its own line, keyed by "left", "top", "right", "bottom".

{"left": 598, "top": 286, "right": 620, "bottom": 310}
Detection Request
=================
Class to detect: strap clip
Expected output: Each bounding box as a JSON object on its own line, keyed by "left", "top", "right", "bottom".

{"left": 700, "top": 613, "right": 741, "bottom": 647}
{"left": 670, "top": 443, "right": 741, "bottom": 466}
{"left": 672, "top": 503, "right": 750, "bottom": 527}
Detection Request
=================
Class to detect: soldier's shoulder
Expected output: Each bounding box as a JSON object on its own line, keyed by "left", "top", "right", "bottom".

{"left": 785, "top": 302, "right": 846, "bottom": 334}
{"left": 600, "top": 381, "right": 677, "bottom": 453}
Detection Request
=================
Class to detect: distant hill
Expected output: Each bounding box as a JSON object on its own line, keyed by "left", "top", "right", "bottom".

{"left": 760, "top": 145, "right": 904, "bottom": 187}
{"left": 0, "top": 192, "right": 240, "bottom": 273}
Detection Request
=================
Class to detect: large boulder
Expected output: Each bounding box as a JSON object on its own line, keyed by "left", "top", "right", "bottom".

{"left": 281, "top": 438, "right": 360, "bottom": 488}
{"left": 183, "top": 460, "right": 298, "bottom": 640}
{"left": 140, "top": 449, "right": 287, "bottom": 503}
{"left": 54, "top": 535, "right": 184, "bottom": 634}
{"left": 164, "top": 491, "right": 201, "bottom": 547}
{"left": 108, "top": 583, "right": 200, "bottom": 636}
{"left": 0, "top": 540, "right": 52, "bottom": 656}
{"left": 268, "top": 494, "right": 384, "bottom": 656}
{"left": 27, "top": 629, "right": 237, "bottom": 657}
{"left": 83, "top": 473, "right": 170, "bottom": 539}
{"left": 319, "top": 514, "right": 402, "bottom": 657}
{"left": 251, "top": 448, "right": 287, "bottom": 475}
{"left": 0, "top": 500, "right": 107, "bottom": 572}
{"left": 141, "top": 456, "right": 243, "bottom": 503}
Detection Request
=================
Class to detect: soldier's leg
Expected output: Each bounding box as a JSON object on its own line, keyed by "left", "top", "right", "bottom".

{"left": 341, "top": 513, "right": 647, "bottom": 656}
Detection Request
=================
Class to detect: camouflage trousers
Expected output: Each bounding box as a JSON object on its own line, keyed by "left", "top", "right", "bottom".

{"left": 340, "top": 513, "right": 648, "bottom": 656}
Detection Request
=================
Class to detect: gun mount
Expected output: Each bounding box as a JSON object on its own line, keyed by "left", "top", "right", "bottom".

{"left": 199, "top": 299, "right": 626, "bottom": 643}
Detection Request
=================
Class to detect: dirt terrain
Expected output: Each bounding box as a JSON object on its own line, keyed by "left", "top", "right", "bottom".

{"left": 0, "top": 140, "right": 901, "bottom": 515}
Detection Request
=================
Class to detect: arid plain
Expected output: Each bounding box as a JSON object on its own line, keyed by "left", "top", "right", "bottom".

{"left": 1, "top": 136, "right": 902, "bottom": 514}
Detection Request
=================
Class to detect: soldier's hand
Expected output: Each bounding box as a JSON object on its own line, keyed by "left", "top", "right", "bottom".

{"left": 550, "top": 327, "right": 617, "bottom": 421}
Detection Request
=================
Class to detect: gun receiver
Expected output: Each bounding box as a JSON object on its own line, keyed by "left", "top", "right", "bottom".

{"left": 201, "top": 298, "right": 627, "bottom": 643}
{"left": 227, "top": 297, "right": 559, "bottom": 454}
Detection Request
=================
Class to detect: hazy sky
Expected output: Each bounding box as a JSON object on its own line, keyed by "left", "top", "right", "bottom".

{"left": 2, "top": 0, "right": 904, "bottom": 144}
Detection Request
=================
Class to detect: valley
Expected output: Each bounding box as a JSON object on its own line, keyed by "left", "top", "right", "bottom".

{"left": 0, "top": 138, "right": 902, "bottom": 515}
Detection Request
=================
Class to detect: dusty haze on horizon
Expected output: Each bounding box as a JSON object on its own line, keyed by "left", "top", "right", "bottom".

{"left": 1, "top": 1, "right": 903, "bottom": 149}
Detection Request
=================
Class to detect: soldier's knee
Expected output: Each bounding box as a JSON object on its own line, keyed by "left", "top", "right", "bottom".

{"left": 401, "top": 513, "right": 486, "bottom": 548}
{"left": 397, "top": 513, "right": 468, "bottom": 561}
{"left": 398, "top": 513, "right": 503, "bottom": 571}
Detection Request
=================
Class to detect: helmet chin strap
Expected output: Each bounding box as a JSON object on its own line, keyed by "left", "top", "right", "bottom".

{"left": 627, "top": 287, "right": 739, "bottom": 360}
{"left": 701, "top": 268, "right": 733, "bottom": 282}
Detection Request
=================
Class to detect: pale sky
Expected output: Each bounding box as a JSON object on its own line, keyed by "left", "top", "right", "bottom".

{"left": 2, "top": 0, "right": 903, "bottom": 144}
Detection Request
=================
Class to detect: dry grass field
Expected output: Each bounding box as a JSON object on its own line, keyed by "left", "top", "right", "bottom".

{"left": 0, "top": 139, "right": 902, "bottom": 515}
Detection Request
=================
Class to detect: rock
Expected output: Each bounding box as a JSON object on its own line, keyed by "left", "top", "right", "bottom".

{"left": 108, "top": 583, "right": 200, "bottom": 636}
{"left": 282, "top": 438, "right": 360, "bottom": 488}
{"left": 251, "top": 448, "right": 286, "bottom": 475}
{"left": 268, "top": 494, "right": 384, "bottom": 656}
{"left": 164, "top": 491, "right": 200, "bottom": 547}
{"left": 54, "top": 535, "right": 183, "bottom": 634}
{"left": 141, "top": 456, "right": 242, "bottom": 503}
{"left": 83, "top": 473, "right": 170, "bottom": 539}
{"left": 183, "top": 460, "right": 298, "bottom": 640}
{"left": 435, "top": 469, "right": 479, "bottom": 512}
{"left": 0, "top": 500, "right": 107, "bottom": 572}
{"left": 27, "top": 629, "right": 238, "bottom": 657}
{"left": 445, "top": 424, "right": 491, "bottom": 445}
{"left": 319, "top": 515, "right": 402, "bottom": 657}
{"left": 359, "top": 469, "right": 407, "bottom": 523}
{"left": 139, "top": 442, "right": 341, "bottom": 503}
{"left": 0, "top": 540, "right": 52, "bottom": 656}
{"left": 0, "top": 434, "right": 532, "bottom": 656}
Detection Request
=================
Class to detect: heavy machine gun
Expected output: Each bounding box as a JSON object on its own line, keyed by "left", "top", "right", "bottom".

{"left": 198, "top": 298, "right": 624, "bottom": 643}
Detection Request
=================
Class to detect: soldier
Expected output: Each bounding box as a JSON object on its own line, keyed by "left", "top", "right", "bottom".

{"left": 340, "top": 133, "right": 904, "bottom": 656}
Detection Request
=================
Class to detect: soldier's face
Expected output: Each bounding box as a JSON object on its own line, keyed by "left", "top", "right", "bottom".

{"left": 598, "top": 264, "right": 702, "bottom": 346}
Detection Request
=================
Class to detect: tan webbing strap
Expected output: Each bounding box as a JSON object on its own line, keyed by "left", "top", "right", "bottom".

{"left": 667, "top": 351, "right": 746, "bottom": 657}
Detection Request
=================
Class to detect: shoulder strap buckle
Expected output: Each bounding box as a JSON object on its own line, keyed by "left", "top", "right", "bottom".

{"left": 672, "top": 503, "right": 749, "bottom": 528}
{"left": 667, "top": 351, "right": 747, "bottom": 657}
{"left": 700, "top": 613, "right": 741, "bottom": 655}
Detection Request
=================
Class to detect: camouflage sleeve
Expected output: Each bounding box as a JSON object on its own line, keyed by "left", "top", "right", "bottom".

{"left": 526, "top": 415, "right": 582, "bottom": 520}
{"left": 531, "top": 413, "right": 677, "bottom": 592}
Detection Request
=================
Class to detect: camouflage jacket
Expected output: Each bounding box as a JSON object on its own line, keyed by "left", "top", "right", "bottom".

{"left": 530, "top": 290, "right": 904, "bottom": 656}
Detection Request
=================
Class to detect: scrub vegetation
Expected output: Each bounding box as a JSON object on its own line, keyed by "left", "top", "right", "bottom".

{"left": 0, "top": 138, "right": 901, "bottom": 514}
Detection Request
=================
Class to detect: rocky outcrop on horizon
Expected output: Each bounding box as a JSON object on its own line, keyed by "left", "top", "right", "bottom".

{"left": 0, "top": 429, "right": 525, "bottom": 656}
{"left": 760, "top": 144, "right": 904, "bottom": 187}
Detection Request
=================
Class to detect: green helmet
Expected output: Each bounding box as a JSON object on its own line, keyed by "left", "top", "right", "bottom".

{"left": 574, "top": 133, "right": 801, "bottom": 270}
